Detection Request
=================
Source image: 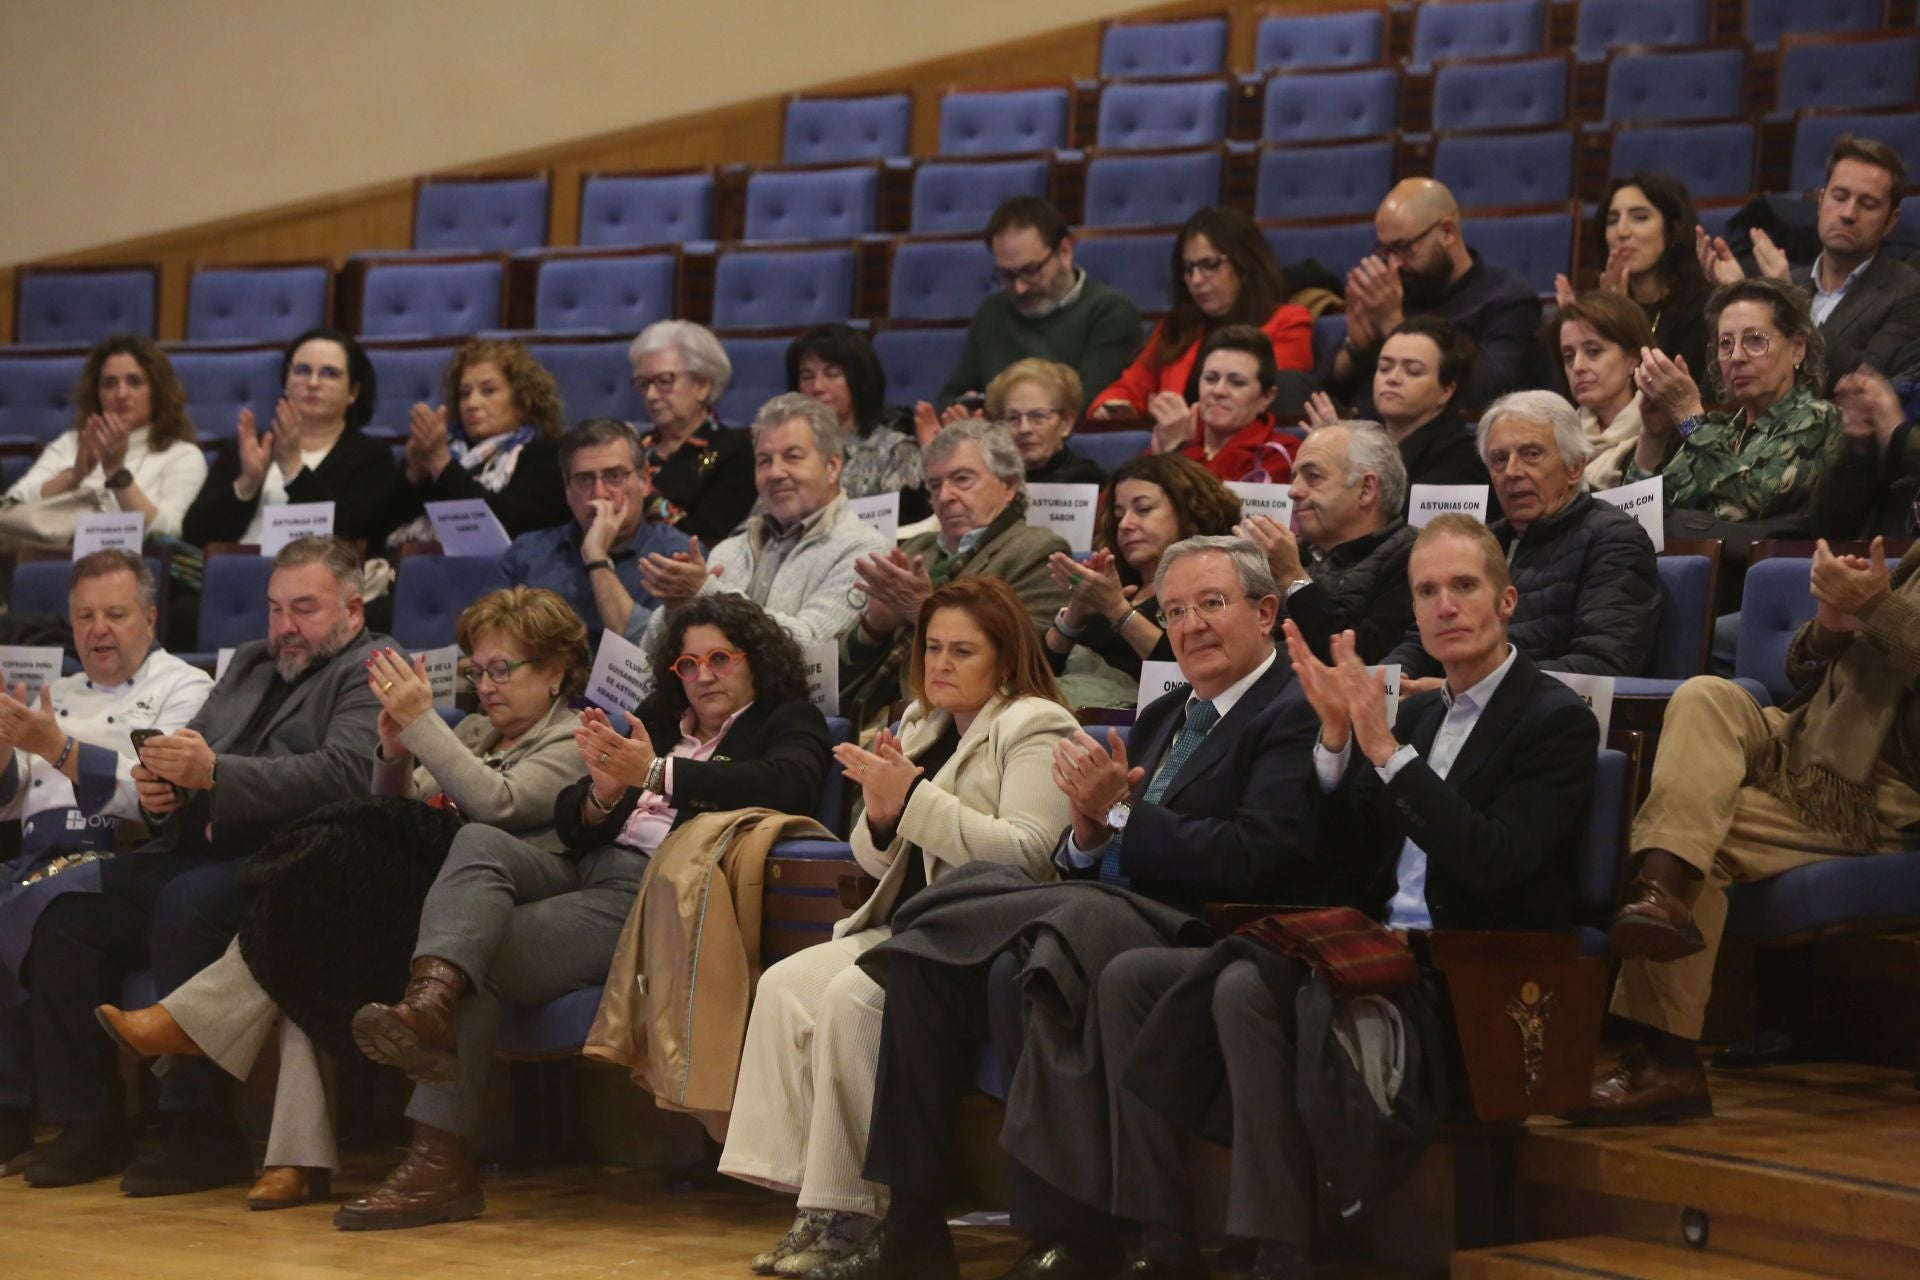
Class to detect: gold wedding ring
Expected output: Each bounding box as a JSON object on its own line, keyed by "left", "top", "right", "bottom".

{"left": 381, "top": 681, "right": 394, "bottom": 692}
{"left": 600, "top": 751, "right": 610, "bottom": 764}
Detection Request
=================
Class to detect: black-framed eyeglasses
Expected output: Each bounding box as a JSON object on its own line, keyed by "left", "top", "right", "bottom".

{"left": 1372, "top": 220, "right": 1444, "bottom": 262}
{"left": 1181, "top": 254, "right": 1230, "bottom": 279}
{"left": 566, "top": 466, "right": 636, "bottom": 492}
{"left": 631, "top": 370, "right": 684, "bottom": 394}
{"left": 462, "top": 658, "right": 531, "bottom": 688}
{"left": 991, "top": 249, "right": 1058, "bottom": 290}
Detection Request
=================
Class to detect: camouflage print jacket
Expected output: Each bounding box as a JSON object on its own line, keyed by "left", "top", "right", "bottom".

{"left": 1625, "top": 384, "right": 1842, "bottom": 523}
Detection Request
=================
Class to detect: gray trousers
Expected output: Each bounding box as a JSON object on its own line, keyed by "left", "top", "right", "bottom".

{"left": 1098, "top": 948, "right": 1314, "bottom": 1244}
{"left": 405, "top": 825, "right": 646, "bottom": 1138}
{"left": 162, "top": 938, "right": 336, "bottom": 1170}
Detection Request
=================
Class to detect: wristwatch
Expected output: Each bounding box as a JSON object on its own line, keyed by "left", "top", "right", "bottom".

{"left": 584, "top": 558, "right": 616, "bottom": 575}
{"left": 1106, "top": 800, "right": 1132, "bottom": 832}
{"left": 104, "top": 468, "right": 134, "bottom": 490}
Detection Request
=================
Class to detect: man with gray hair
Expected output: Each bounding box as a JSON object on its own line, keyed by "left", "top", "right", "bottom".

{"left": 637, "top": 393, "right": 888, "bottom": 648}
{"left": 839, "top": 418, "right": 1068, "bottom": 727}
{"left": 21, "top": 535, "right": 390, "bottom": 1194}
{"left": 1384, "top": 389, "right": 1661, "bottom": 686}
{"left": 1239, "top": 420, "right": 1417, "bottom": 662}
{"left": 821, "top": 535, "right": 1331, "bottom": 1280}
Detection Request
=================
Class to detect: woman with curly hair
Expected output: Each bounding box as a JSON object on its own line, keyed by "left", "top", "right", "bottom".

{"left": 95, "top": 586, "right": 590, "bottom": 1210}
{"left": 2, "top": 334, "right": 206, "bottom": 545}
{"left": 338, "top": 593, "right": 832, "bottom": 1231}
{"left": 1043, "top": 452, "right": 1242, "bottom": 683}
{"left": 389, "top": 337, "right": 573, "bottom": 547}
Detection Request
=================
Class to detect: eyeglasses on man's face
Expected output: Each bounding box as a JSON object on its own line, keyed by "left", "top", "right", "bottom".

{"left": 991, "top": 248, "right": 1058, "bottom": 290}
{"left": 1371, "top": 220, "right": 1444, "bottom": 262}
{"left": 1161, "top": 593, "right": 1242, "bottom": 628}
{"left": 566, "top": 466, "right": 637, "bottom": 493}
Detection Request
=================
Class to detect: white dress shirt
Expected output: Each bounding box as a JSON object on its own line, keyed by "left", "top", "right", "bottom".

{"left": 1313, "top": 644, "right": 1518, "bottom": 928}
{"left": 1062, "top": 647, "right": 1279, "bottom": 867}
{"left": 1809, "top": 253, "right": 1875, "bottom": 327}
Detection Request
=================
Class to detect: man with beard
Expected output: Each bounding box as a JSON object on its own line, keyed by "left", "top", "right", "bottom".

{"left": 1327, "top": 178, "right": 1542, "bottom": 417}
{"left": 20, "top": 536, "right": 388, "bottom": 1193}
{"left": 936, "top": 197, "right": 1143, "bottom": 411}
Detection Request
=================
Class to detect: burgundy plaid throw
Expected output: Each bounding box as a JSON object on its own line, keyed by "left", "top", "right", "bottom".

{"left": 1234, "top": 906, "right": 1418, "bottom": 998}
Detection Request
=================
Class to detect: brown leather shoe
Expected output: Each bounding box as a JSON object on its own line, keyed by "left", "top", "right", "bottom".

{"left": 351, "top": 956, "right": 467, "bottom": 1084}
{"left": 1608, "top": 877, "right": 1706, "bottom": 961}
{"left": 332, "top": 1123, "right": 483, "bottom": 1231}
{"left": 94, "top": 1004, "right": 203, "bottom": 1059}
{"left": 1564, "top": 1046, "right": 1712, "bottom": 1126}
{"left": 246, "top": 1165, "right": 330, "bottom": 1211}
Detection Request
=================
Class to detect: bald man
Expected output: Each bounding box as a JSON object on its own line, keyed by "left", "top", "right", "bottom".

{"left": 1328, "top": 179, "right": 1543, "bottom": 418}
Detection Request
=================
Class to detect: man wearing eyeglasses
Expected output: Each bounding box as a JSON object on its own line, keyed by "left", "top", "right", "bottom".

{"left": 488, "top": 418, "right": 690, "bottom": 648}
{"left": 1327, "top": 178, "right": 1543, "bottom": 418}
{"left": 934, "top": 197, "right": 1143, "bottom": 414}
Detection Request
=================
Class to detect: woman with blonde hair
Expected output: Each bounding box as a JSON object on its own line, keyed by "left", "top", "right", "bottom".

{"left": 985, "top": 358, "right": 1104, "bottom": 485}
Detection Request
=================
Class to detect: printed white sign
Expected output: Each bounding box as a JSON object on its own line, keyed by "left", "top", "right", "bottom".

{"left": 216, "top": 648, "right": 235, "bottom": 681}
{"left": 848, "top": 492, "right": 900, "bottom": 544}
{"left": 1024, "top": 483, "right": 1100, "bottom": 553}
{"left": 1407, "top": 484, "right": 1489, "bottom": 529}
{"left": 1225, "top": 481, "right": 1295, "bottom": 527}
{"left": 1368, "top": 663, "right": 1402, "bottom": 727}
{"left": 0, "top": 646, "right": 63, "bottom": 699}
{"left": 425, "top": 499, "right": 512, "bottom": 556}
{"left": 1546, "top": 671, "right": 1615, "bottom": 748}
{"left": 803, "top": 640, "right": 839, "bottom": 717}
{"left": 585, "top": 630, "right": 651, "bottom": 715}
{"left": 73, "top": 511, "right": 145, "bottom": 559}
{"left": 1594, "top": 474, "right": 1665, "bottom": 552}
{"left": 1135, "top": 659, "right": 1188, "bottom": 711}
{"left": 260, "top": 502, "right": 335, "bottom": 556}
{"left": 421, "top": 644, "right": 461, "bottom": 709}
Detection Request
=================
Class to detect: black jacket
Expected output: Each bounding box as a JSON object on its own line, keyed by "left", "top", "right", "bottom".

{"left": 1399, "top": 407, "right": 1497, "bottom": 506}
{"left": 1027, "top": 447, "right": 1107, "bottom": 487}
{"left": 1386, "top": 492, "right": 1659, "bottom": 679}
{"left": 553, "top": 698, "right": 831, "bottom": 852}
{"left": 1308, "top": 649, "right": 1598, "bottom": 932}
{"left": 184, "top": 429, "right": 412, "bottom": 549}
{"left": 1282, "top": 521, "right": 1417, "bottom": 664}
{"left": 643, "top": 421, "right": 757, "bottom": 545}
{"left": 406, "top": 434, "right": 571, "bottom": 539}
{"left": 1063, "top": 657, "right": 1333, "bottom": 911}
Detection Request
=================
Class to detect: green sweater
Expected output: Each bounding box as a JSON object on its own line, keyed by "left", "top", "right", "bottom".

{"left": 937, "top": 274, "right": 1143, "bottom": 407}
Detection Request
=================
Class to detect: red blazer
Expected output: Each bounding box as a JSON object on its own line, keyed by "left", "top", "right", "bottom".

{"left": 1093, "top": 303, "right": 1313, "bottom": 415}
{"left": 1173, "top": 415, "right": 1298, "bottom": 484}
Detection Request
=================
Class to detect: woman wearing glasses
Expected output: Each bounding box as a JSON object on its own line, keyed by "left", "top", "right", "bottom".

{"left": 627, "top": 320, "right": 757, "bottom": 543}
{"left": 985, "top": 358, "right": 1105, "bottom": 485}
{"left": 182, "top": 327, "right": 410, "bottom": 549}
{"left": 721, "top": 577, "right": 1076, "bottom": 1277}
{"left": 339, "top": 592, "right": 829, "bottom": 1230}
{"left": 1088, "top": 208, "right": 1312, "bottom": 422}
{"left": 1625, "top": 278, "right": 1842, "bottom": 525}
{"left": 95, "top": 586, "right": 588, "bottom": 1210}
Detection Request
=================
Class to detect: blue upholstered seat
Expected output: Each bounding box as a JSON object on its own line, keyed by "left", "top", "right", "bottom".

{"left": 15, "top": 268, "right": 157, "bottom": 346}
{"left": 1311, "top": 314, "right": 1349, "bottom": 381}
{"left": 714, "top": 333, "right": 796, "bottom": 426}
{"left": 186, "top": 265, "right": 330, "bottom": 345}
{"left": 1410, "top": 0, "right": 1545, "bottom": 70}
{"left": 783, "top": 94, "right": 911, "bottom": 164}
{"left": 1432, "top": 54, "right": 1569, "bottom": 131}
{"left": 1575, "top": 0, "right": 1710, "bottom": 60}
{"left": 1611, "top": 122, "right": 1756, "bottom": 200}
{"left": 577, "top": 171, "right": 715, "bottom": 247}
{"left": 170, "top": 347, "right": 285, "bottom": 442}
{"left": 874, "top": 327, "right": 968, "bottom": 408}
{"left": 1254, "top": 8, "right": 1385, "bottom": 72}
{"left": 1066, "top": 430, "right": 1150, "bottom": 474}
{"left": 413, "top": 176, "right": 550, "bottom": 253}
{"left": 1460, "top": 208, "right": 1574, "bottom": 294}
{"left": 1256, "top": 139, "right": 1395, "bottom": 221}
{"left": 392, "top": 556, "right": 502, "bottom": 649}
{"left": 0, "top": 351, "right": 88, "bottom": 447}
{"left": 526, "top": 339, "right": 638, "bottom": 422}
{"left": 1435, "top": 129, "right": 1575, "bottom": 209}
{"left": 744, "top": 165, "right": 880, "bottom": 242}
{"left": 1650, "top": 554, "right": 1713, "bottom": 679}
{"left": 910, "top": 157, "right": 1051, "bottom": 235}
{"left": 1745, "top": 0, "right": 1885, "bottom": 49}
{"left": 938, "top": 88, "right": 1073, "bottom": 156}
{"left": 1263, "top": 66, "right": 1399, "bottom": 142}
{"left": 1095, "top": 80, "right": 1232, "bottom": 151}
{"left": 196, "top": 555, "right": 278, "bottom": 654}
{"left": 1726, "top": 848, "right": 1920, "bottom": 940}
{"left": 364, "top": 343, "right": 455, "bottom": 436}
{"left": 1071, "top": 231, "right": 1177, "bottom": 315}
{"left": 358, "top": 259, "right": 504, "bottom": 340}
{"left": 1604, "top": 46, "right": 1746, "bottom": 124}
{"left": 1100, "top": 16, "right": 1228, "bottom": 79}
{"left": 1082, "top": 148, "right": 1223, "bottom": 229}
{"left": 889, "top": 239, "right": 997, "bottom": 322}
{"left": 1735, "top": 557, "right": 1817, "bottom": 704}
{"left": 1265, "top": 219, "right": 1378, "bottom": 279}
{"left": 1791, "top": 112, "right": 1920, "bottom": 193}
{"left": 532, "top": 251, "right": 677, "bottom": 334}
{"left": 710, "top": 247, "right": 857, "bottom": 331}
{"left": 1776, "top": 34, "right": 1920, "bottom": 114}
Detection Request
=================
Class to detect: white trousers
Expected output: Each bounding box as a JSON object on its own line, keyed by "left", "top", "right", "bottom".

{"left": 160, "top": 938, "right": 337, "bottom": 1171}
{"left": 716, "top": 927, "right": 890, "bottom": 1216}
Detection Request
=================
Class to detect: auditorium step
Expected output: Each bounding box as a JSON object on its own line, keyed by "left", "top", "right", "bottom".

{"left": 1453, "top": 1234, "right": 1840, "bottom": 1279}
{"left": 1512, "top": 1063, "right": 1920, "bottom": 1280}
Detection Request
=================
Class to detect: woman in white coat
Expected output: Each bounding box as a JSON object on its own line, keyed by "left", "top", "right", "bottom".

{"left": 720, "top": 576, "right": 1078, "bottom": 1276}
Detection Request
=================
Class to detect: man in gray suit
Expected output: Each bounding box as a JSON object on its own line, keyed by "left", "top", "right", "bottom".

{"left": 23, "top": 536, "right": 388, "bottom": 1194}
{"left": 1707, "top": 134, "right": 1920, "bottom": 386}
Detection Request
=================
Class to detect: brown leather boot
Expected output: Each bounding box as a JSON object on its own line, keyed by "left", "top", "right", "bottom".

{"left": 245, "top": 1165, "right": 330, "bottom": 1211}
{"left": 351, "top": 956, "right": 467, "bottom": 1084}
{"left": 1564, "top": 1044, "right": 1712, "bottom": 1126}
{"left": 332, "top": 1122, "right": 483, "bottom": 1231}
{"left": 94, "top": 1004, "right": 203, "bottom": 1059}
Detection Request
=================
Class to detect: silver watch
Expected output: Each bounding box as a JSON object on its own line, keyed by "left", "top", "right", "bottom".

{"left": 1105, "top": 801, "right": 1132, "bottom": 832}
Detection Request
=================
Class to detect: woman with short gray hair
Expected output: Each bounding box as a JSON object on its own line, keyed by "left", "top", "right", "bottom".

{"left": 627, "top": 320, "right": 756, "bottom": 542}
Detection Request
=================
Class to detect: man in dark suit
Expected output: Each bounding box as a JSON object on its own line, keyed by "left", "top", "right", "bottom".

{"left": 1087, "top": 513, "right": 1598, "bottom": 1280}
{"left": 806, "top": 536, "right": 1328, "bottom": 1280}
{"left": 23, "top": 536, "right": 387, "bottom": 1193}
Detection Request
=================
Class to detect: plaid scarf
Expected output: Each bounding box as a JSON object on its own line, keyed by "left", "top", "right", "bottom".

{"left": 1235, "top": 906, "right": 1419, "bottom": 999}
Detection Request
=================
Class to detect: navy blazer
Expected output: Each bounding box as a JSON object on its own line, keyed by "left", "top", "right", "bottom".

{"left": 1061, "top": 655, "right": 1332, "bottom": 911}
{"left": 1310, "top": 649, "right": 1597, "bottom": 932}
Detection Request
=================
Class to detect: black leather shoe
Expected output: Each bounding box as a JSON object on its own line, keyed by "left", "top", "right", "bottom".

{"left": 119, "top": 1110, "right": 252, "bottom": 1197}
{"left": 21, "top": 1119, "right": 131, "bottom": 1188}
{"left": 1111, "top": 1250, "right": 1210, "bottom": 1280}
{"left": 992, "top": 1240, "right": 1123, "bottom": 1279}
{"left": 0, "top": 1106, "right": 35, "bottom": 1176}
{"left": 1712, "top": 1029, "right": 1811, "bottom": 1069}
{"left": 799, "top": 1215, "right": 958, "bottom": 1280}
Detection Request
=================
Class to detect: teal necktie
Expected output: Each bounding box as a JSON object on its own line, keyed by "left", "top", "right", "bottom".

{"left": 1099, "top": 699, "right": 1218, "bottom": 886}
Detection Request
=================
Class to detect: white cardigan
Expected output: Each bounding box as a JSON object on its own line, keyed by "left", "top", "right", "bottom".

{"left": 7, "top": 427, "right": 209, "bottom": 539}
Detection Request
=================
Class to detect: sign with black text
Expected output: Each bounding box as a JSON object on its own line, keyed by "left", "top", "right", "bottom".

{"left": 1594, "top": 475, "right": 1665, "bottom": 552}
{"left": 260, "top": 502, "right": 335, "bottom": 556}
{"left": 1024, "top": 483, "right": 1100, "bottom": 553}
{"left": 426, "top": 499, "right": 512, "bottom": 556}
{"left": 73, "top": 511, "right": 144, "bottom": 559}
{"left": 585, "top": 631, "right": 650, "bottom": 714}
{"left": 1407, "top": 484, "right": 1489, "bottom": 529}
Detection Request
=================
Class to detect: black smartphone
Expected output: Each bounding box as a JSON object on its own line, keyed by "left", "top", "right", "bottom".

{"left": 957, "top": 391, "right": 987, "bottom": 415}
{"left": 129, "top": 728, "right": 163, "bottom": 765}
